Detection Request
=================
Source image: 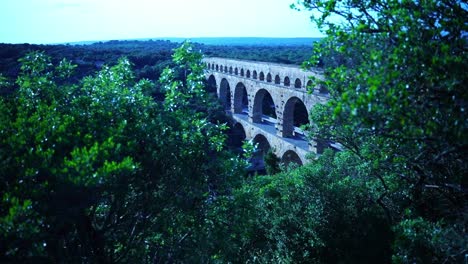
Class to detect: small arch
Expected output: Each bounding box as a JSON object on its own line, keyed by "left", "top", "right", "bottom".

{"left": 224, "top": 66, "right": 228, "bottom": 73}
{"left": 240, "top": 68, "right": 244, "bottom": 77}
{"left": 306, "top": 80, "right": 313, "bottom": 89}
{"left": 207, "top": 63, "right": 211, "bottom": 69}
{"left": 259, "top": 72, "right": 265, "bottom": 81}
{"left": 319, "top": 84, "right": 329, "bottom": 94}
{"left": 229, "top": 66, "right": 233, "bottom": 74}
{"left": 234, "top": 67, "right": 238, "bottom": 75}
{"left": 281, "top": 150, "right": 303, "bottom": 166}
{"left": 234, "top": 82, "right": 249, "bottom": 114}
{"left": 219, "top": 78, "right": 232, "bottom": 110}
{"left": 294, "top": 78, "right": 302, "bottom": 88}
{"left": 253, "top": 70, "right": 257, "bottom": 79}
{"left": 274, "top": 75, "right": 281, "bottom": 84}
{"left": 266, "top": 73, "right": 272, "bottom": 82}
{"left": 284, "top": 77, "right": 290, "bottom": 87}
{"left": 216, "top": 65, "right": 219, "bottom": 71}
{"left": 246, "top": 70, "right": 251, "bottom": 78}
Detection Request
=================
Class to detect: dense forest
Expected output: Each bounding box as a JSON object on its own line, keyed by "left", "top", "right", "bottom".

{"left": 1, "top": 0, "right": 466, "bottom": 263}
{"left": 0, "top": 40, "right": 313, "bottom": 80}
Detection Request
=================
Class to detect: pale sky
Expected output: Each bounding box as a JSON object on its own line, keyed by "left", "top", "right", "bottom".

{"left": 0, "top": 0, "right": 322, "bottom": 44}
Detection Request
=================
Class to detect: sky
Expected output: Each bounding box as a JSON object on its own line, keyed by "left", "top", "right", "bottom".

{"left": 0, "top": 0, "right": 323, "bottom": 44}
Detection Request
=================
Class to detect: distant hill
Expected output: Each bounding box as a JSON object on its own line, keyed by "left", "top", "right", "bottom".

{"left": 68, "top": 37, "right": 321, "bottom": 46}
{"left": 162, "top": 37, "right": 321, "bottom": 46}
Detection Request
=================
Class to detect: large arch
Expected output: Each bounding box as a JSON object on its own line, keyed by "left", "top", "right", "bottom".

{"left": 252, "top": 89, "right": 277, "bottom": 123}
{"left": 251, "top": 134, "right": 272, "bottom": 170}
{"left": 282, "top": 96, "right": 309, "bottom": 137}
{"left": 253, "top": 134, "right": 271, "bottom": 157}
{"left": 234, "top": 82, "right": 248, "bottom": 114}
{"left": 206, "top": 74, "right": 217, "bottom": 94}
{"left": 219, "top": 78, "right": 232, "bottom": 110}
{"left": 228, "top": 122, "right": 246, "bottom": 151}
{"left": 281, "top": 150, "right": 303, "bottom": 166}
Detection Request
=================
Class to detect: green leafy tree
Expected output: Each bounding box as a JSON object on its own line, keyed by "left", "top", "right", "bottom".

{"left": 0, "top": 44, "right": 244, "bottom": 262}
{"left": 0, "top": 51, "right": 154, "bottom": 262}
{"left": 293, "top": 0, "right": 467, "bottom": 262}
{"left": 264, "top": 149, "right": 281, "bottom": 175}
{"left": 210, "top": 149, "right": 392, "bottom": 263}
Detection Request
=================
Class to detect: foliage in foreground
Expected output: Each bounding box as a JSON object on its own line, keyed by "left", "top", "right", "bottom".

{"left": 292, "top": 0, "right": 467, "bottom": 262}
{"left": 0, "top": 44, "right": 244, "bottom": 262}
{"left": 209, "top": 149, "right": 393, "bottom": 263}
{"left": 1, "top": 1, "right": 466, "bottom": 260}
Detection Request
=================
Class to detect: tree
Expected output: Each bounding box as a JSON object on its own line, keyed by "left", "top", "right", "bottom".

{"left": 293, "top": 0, "right": 467, "bottom": 262}
{"left": 209, "top": 149, "right": 392, "bottom": 263}
{"left": 0, "top": 43, "right": 244, "bottom": 262}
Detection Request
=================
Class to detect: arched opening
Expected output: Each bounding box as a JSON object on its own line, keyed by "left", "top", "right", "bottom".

{"left": 227, "top": 123, "right": 246, "bottom": 153}
{"left": 216, "top": 65, "right": 219, "bottom": 71}
{"left": 212, "top": 64, "right": 215, "bottom": 70}
{"left": 207, "top": 63, "right": 211, "bottom": 69}
{"left": 253, "top": 70, "right": 257, "bottom": 79}
{"left": 207, "top": 75, "right": 217, "bottom": 94}
{"left": 284, "top": 76, "right": 290, "bottom": 87}
{"left": 234, "top": 67, "right": 238, "bottom": 75}
{"left": 251, "top": 134, "right": 271, "bottom": 170}
{"left": 306, "top": 80, "right": 312, "bottom": 89}
{"left": 294, "top": 78, "right": 302, "bottom": 88}
{"left": 252, "top": 89, "right": 277, "bottom": 123}
{"left": 224, "top": 66, "right": 228, "bottom": 73}
{"left": 274, "top": 75, "right": 281, "bottom": 84}
{"left": 229, "top": 66, "right": 233, "bottom": 74}
{"left": 219, "top": 78, "right": 232, "bottom": 110}
{"left": 281, "top": 150, "right": 303, "bottom": 167}
{"left": 234, "top": 82, "right": 249, "bottom": 114}
{"left": 259, "top": 72, "right": 265, "bottom": 81}
{"left": 319, "top": 84, "right": 329, "bottom": 94}
{"left": 246, "top": 70, "right": 251, "bottom": 78}
{"left": 282, "top": 97, "right": 309, "bottom": 138}
{"left": 266, "top": 73, "right": 272, "bottom": 82}
{"left": 240, "top": 69, "right": 244, "bottom": 77}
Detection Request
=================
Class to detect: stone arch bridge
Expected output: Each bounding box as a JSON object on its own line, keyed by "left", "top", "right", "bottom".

{"left": 203, "top": 57, "right": 329, "bottom": 166}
